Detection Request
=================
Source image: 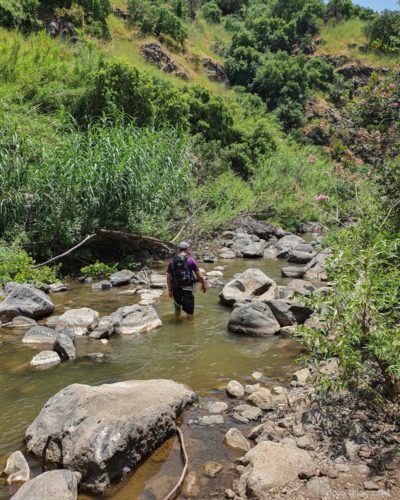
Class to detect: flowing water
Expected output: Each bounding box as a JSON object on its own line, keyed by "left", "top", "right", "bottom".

{"left": 0, "top": 257, "right": 307, "bottom": 499}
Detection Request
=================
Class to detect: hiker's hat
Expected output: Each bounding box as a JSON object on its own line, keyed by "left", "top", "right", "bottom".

{"left": 179, "top": 241, "right": 190, "bottom": 250}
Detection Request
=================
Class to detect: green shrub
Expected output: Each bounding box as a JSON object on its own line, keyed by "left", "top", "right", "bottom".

{"left": 225, "top": 46, "right": 262, "bottom": 86}
{"left": 0, "top": 240, "right": 58, "bottom": 286}
{"left": 364, "top": 10, "right": 400, "bottom": 52}
{"left": 78, "top": 59, "right": 154, "bottom": 125}
{"left": 80, "top": 260, "right": 116, "bottom": 277}
{"left": 252, "top": 17, "right": 295, "bottom": 53}
{"left": 299, "top": 201, "right": 400, "bottom": 399}
{"left": 0, "top": 0, "right": 39, "bottom": 31}
{"left": 223, "top": 14, "right": 243, "bottom": 32}
{"left": 154, "top": 6, "right": 188, "bottom": 45}
{"left": 202, "top": 1, "right": 222, "bottom": 23}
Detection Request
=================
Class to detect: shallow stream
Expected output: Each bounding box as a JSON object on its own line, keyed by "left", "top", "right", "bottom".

{"left": 0, "top": 257, "right": 306, "bottom": 499}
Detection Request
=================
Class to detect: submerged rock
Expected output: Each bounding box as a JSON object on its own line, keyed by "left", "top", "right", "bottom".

{"left": 49, "top": 282, "right": 68, "bottom": 293}
{"left": 56, "top": 308, "right": 100, "bottom": 336}
{"left": 228, "top": 302, "right": 280, "bottom": 336}
{"left": 0, "top": 284, "right": 54, "bottom": 322}
{"left": 4, "top": 451, "right": 30, "bottom": 484}
{"left": 91, "top": 280, "right": 112, "bottom": 291}
{"left": 10, "top": 470, "right": 81, "bottom": 500}
{"left": 25, "top": 380, "right": 196, "bottom": 494}
{"left": 220, "top": 269, "right": 278, "bottom": 306}
{"left": 3, "top": 316, "right": 37, "bottom": 329}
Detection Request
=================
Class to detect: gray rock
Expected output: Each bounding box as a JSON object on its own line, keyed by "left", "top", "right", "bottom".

{"left": 0, "top": 284, "right": 54, "bottom": 322}
{"left": 263, "top": 246, "right": 278, "bottom": 259}
{"left": 25, "top": 380, "right": 196, "bottom": 494}
{"left": 86, "top": 352, "right": 106, "bottom": 362}
{"left": 114, "top": 305, "right": 162, "bottom": 334}
{"left": 225, "top": 428, "right": 251, "bottom": 452}
{"left": 22, "top": 326, "right": 59, "bottom": 344}
{"left": 226, "top": 380, "right": 245, "bottom": 398}
{"left": 91, "top": 280, "right": 112, "bottom": 291}
{"left": 10, "top": 470, "right": 80, "bottom": 500}
{"left": 242, "top": 241, "right": 266, "bottom": 258}
{"left": 281, "top": 266, "right": 306, "bottom": 278}
{"left": 220, "top": 269, "right": 278, "bottom": 306}
{"left": 219, "top": 250, "right": 236, "bottom": 259}
{"left": 236, "top": 441, "right": 316, "bottom": 496}
{"left": 343, "top": 440, "right": 359, "bottom": 461}
{"left": 89, "top": 317, "right": 114, "bottom": 339}
{"left": 4, "top": 451, "right": 30, "bottom": 484}
{"left": 56, "top": 308, "right": 100, "bottom": 336}
{"left": 49, "top": 282, "right": 68, "bottom": 293}
{"left": 109, "top": 269, "right": 135, "bottom": 287}
{"left": 266, "top": 300, "right": 297, "bottom": 327}
{"left": 30, "top": 351, "right": 61, "bottom": 367}
{"left": 149, "top": 273, "right": 166, "bottom": 289}
{"left": 233, "top": 404, "right": 262, "bottom": 422}
{"left": 44, "top": 315, "right": 60, "bottom": 328}
{"left": 203, "top": 252, "right": 216, "bottom": 263}
{"left": 363, "top": 480, "right": 380, "bottom": 491}
{"left": 3, "top": 316, "right": 37, "bottom": 329}
{"left": 53, "top": 334, "right": 76, "bottom": 361}
{"left": 275, "top": 235, "right": 306, "bottom": 259}
{"left": 286, "top": 279, "right": 315, "bottom": 297}
{"left": 228, "top": 302, "right": 281, "bottom": 336}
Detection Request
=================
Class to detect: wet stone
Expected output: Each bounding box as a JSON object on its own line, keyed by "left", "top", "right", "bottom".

{"left": 203, "top": 461, "right": 223, "bottom": 478}
{"left": 182, "top": 471, "right": 200, "bottom": 497}
{"left": 206, "top": 401, "right": 229, "bottom": 414}
{"left": 226, "top": 380, "right": 244, "bottom": 398}
{"left": 225, "top": 428, "right": 251, "bottom": 452}
{"left": 189, "top": 415, "right": 224, "bottom": 426}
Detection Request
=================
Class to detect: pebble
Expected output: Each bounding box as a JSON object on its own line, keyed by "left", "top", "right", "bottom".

{"left": 225, "top": 489, "right": 235, "bottom": 499}
{"left": 100, "top": 339, "right": 108, "bottom": 345}
{"left": 224, "top": 428, "right": 251, "bottom": 452}
{"left": 190, "top": 415, "right": 224, "bottom": 426}
{"left": 233, "top": 404, "right": 262, "bottom": 422}
{"left": 182, "top": 471, "right": 200, "bottom": 497}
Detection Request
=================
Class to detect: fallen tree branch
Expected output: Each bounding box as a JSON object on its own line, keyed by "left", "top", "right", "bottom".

{"left": 33, "top": 234, "right": 96, "bottom": 268}
{"left": 33, "top": 230, "right": 178, "bottom": 268}
{"left": 163, "top": 427, "right": 188, "bottom": 500}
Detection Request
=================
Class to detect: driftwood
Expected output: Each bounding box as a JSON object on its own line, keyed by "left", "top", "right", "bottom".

{"left": 163, "top": 427, "right": 189, "bottom": 500}
{"left": 33, "top": 230, "right": 178, "bottom": 268}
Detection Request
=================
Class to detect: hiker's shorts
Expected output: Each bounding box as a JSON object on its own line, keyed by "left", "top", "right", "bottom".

{"left": 173, "top": 287, "right": 195, "bottom": 315}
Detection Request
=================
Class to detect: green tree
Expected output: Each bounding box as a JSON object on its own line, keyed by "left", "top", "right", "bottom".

{"left": 0, "top": 0, "right": 40, "bottom": 31}
{"left": 252, "top": 17, "right": 295, "bottom": 53}
{"left": 202, "top": 1, "right": 222, "bottom": 23}
{"left": 364, "top": 10, "right": 400, "bottom": 52}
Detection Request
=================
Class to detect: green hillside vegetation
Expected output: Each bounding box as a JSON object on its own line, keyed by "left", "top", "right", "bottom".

{"left": 0, "top": 0, "right": 399, "bottom": 397}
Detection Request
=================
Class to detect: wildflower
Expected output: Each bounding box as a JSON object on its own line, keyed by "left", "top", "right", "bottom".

{"left": 314, "top": 194, "right": 330, "bottom": 202}
{"left": 391, "top": 102, "right": 399, "bottom": 108}
{"left": 350, "top": 172, "right": 361, "bottom": 180}
{"left": 388, "top": 83, "right": 396, "bottom": 90}
{"left": 354, "top": 158, "right": 363, "bottom": 166}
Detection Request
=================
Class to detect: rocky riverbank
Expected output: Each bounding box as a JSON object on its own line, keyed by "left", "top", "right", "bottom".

{"left": 1, "top": 218, "right": 398, "bottom": 498}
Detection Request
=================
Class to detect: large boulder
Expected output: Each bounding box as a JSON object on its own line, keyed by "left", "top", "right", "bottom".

{"left": 286, "top": 279, "right": 315, "bottom": 297}
{"left": 281, "top": 266, "right": 306, "bottom": 279}
{"left": 10, "top": 470, "right": 81, "bottom": 500}
{"left": 219, "top": 269, "right": 278, "bottom": 306}
{"left": 287, "top": 246, "right": 316, "bottom": 264}
{"left": 25, "top": 380, "right": 196, "bottom": 494}
{"left": 266, "top": 299, "right": 312, "bottom": 326}
{"left": 0, "top": 284, "right": 54, "bottom": 323}
{"left": 109, "top": 269, "right": 135, "bottom": 287}
{"left": 236, "top": 441, "right": 316, "bottom": 497}
{"left": 113, "top": 305, "right": 162, "bottom": 334}
{"left": 229, "top": 216, "right": 285, "bottom": 239}
{"left": 53, "top": 334, "right": 76, "bottom": 361}
{"left": 275, "top": 235, "right": 306, "bottom": 259}
{"left": 228, "top": 302, "right": 280, "bottom": 336}
{"left": 56, "top": 308, "right": 100, "bottom": 336}
{"left": 3, "top": 316, "right": 37, "bottom": 329}
{"left": 22, "top": 326, "right": 60, "bottom": 344}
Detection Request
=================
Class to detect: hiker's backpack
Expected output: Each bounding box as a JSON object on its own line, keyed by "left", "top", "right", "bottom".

{"left": 171, "top": 254, "right": 195, "bottom": 287}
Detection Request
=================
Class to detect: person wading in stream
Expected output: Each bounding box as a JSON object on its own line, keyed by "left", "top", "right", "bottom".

{"left": 167, "top": 242, "right": 207, "bottom": 319}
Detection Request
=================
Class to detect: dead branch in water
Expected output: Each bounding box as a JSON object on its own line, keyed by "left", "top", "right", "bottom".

{"left": 163, "top": 427, "right": 189, "bottom": 500}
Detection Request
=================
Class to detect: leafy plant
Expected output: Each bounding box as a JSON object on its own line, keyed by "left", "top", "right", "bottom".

{"left": 80, "top": 260, "right": 117, "bottom": 277}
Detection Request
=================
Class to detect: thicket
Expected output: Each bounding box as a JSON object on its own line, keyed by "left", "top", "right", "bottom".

{"left": 364, "top": 9, "right": 400, "bottom": 53}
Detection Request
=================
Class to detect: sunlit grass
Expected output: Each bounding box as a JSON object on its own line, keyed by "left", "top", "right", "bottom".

{"left": 317, "top": 19, "right": 399, "bottom": 68}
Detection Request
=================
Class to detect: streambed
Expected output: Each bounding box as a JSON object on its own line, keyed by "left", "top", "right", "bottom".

{"left": 0, "top": 257, "right": 306, "bottom": 499}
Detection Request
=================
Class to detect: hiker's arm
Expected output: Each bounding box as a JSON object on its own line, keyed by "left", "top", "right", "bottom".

{"left": 195, "top": 270, "right": 207, "bottom": 293}
{"left": 166, "top": 272, "right": 173, "bottom": 298}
